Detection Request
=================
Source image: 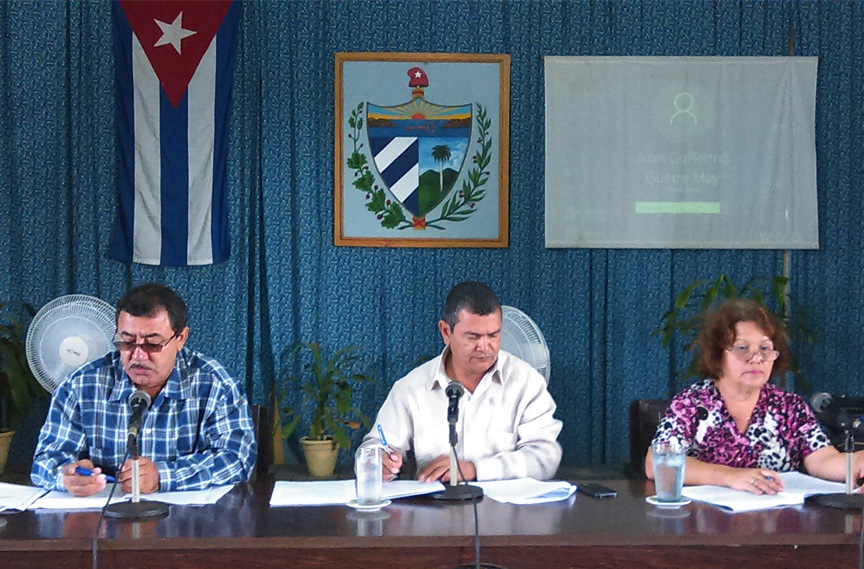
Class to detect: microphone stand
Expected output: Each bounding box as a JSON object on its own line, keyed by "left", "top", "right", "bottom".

{"left": 432, "top": 391, "right": 483, "bottom": 502}
{"left": 814, "top": 422, "right": 864, "bottom": 509}
{"left": 104, "top": 432, "right": 170, "bottom": 519}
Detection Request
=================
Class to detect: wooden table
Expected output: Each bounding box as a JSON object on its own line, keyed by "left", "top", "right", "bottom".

{"left": 1, "top": 478, "right": 861, "bottom": 569}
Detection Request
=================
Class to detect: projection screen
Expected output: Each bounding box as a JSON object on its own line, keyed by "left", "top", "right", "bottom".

{"left": 544, "top": 57, "right": 818, "bottom": 249}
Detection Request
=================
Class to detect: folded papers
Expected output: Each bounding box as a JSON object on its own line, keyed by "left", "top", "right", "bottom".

{"left": 682, "top": 471, "right": 849, "bottom": 512}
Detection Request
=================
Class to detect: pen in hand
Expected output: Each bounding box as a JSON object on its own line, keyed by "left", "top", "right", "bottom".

{"left": 75, "top": 466, "right": 116, "bottom": 483}
{"left": 377, "top": 425, "right": 393, "bottom": 456}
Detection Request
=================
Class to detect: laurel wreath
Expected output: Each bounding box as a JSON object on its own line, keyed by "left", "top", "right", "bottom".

{"left": 346, "top": 102, "right": 491, "bottom": 230}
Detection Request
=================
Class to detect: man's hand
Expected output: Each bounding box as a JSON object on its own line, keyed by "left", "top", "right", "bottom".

{"left": 382, "top": 450, "right": 403, "bottom": 481}
{"left": 61, "top": 460, "right": 108, "bottom": 497}
{"left": 118, "top": 457, "right": 160, "bottom": 494}
{"left": 418, "top": 454, "right": 477, "bottom": 483}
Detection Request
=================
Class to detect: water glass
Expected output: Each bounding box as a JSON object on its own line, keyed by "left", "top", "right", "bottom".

{"left": 354, "top": 445, "right": 384, "bottom": 506}
{"left": 652, "top": 440, "right": 687, "bottom": 502}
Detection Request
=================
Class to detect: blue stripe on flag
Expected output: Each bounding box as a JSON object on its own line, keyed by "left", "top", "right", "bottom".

{"left": 211, "top": 0, "right": 241, "bottom": 264}
{"left": 160, "top": 92, "right": 189, "bottom": 266}
{"left": 110, "top": 3, "right": 136, "bottom": 263}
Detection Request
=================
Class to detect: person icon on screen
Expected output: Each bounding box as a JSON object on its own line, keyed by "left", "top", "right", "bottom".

{"left": 670, "top": 92, "right": 698, "bottom": 125}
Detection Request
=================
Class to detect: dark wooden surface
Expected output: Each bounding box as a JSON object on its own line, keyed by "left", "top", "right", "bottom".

{"left": 1, "top": 478, "right": 861, "bottom": 568}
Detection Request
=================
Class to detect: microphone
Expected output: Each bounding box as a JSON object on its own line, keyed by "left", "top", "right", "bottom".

{"left": 431, "top": 380, "right": 483, "bottom": 502}
{"left": 810, "top": 393, "right": 864, "bottom": 436}
{"left": 128, "top": 390, "right": 151, "bottom": 440}
{"left": 446, "top": 381, "right": 464, "bottom": 426}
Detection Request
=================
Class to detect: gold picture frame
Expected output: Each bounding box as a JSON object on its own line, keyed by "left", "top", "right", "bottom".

{"left": 335, "top": 52, "right": 509, "bottom": 248}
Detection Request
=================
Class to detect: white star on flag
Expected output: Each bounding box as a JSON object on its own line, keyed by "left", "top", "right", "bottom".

{"left": 154, "top": 12, "right": 197, "bottom": 54}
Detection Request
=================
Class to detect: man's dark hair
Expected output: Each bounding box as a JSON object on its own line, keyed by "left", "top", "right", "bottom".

{"left": 116, "top": 283, "right": 188, "bottom": 334}
{"left": 442, "top": 281, "right": 500, "bottom": 330}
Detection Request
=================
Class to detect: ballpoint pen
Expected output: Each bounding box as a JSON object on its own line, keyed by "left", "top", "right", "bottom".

{"left": 75, "top": 466, "right": 116, "bottom": 483}
{"left": 377, "top": 425, "right": 393, "bottom": 455}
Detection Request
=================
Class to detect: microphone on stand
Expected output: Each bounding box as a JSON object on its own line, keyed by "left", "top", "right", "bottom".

{"left": 807, "top": 393, "right": 864, "bottom": 509}
{"left": 432, "top": 381, "right": 483, "bottom": 502}
{"left": 128, "top": 390, "right": 151, "bottom": 458}
{"left": 104, "top": 389, "right": 170, "bottom": 520}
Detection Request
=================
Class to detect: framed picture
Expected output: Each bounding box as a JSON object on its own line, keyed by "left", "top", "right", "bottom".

{"left": 335, "top": 52, "right": 510, "bottom": 248}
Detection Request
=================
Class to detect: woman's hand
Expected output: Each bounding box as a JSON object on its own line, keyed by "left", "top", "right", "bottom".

{"left": 726, "top": 468, "right": 784, "bottom": 495}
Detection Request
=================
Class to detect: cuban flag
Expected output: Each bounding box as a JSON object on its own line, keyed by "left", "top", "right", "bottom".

{"left": 110, "top": 0, "right": 240, "bottom": 266}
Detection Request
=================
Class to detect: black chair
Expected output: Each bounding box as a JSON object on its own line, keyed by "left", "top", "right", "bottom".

{"left": 249, "top": 404, "right": 273, "bottom": 482}
{"left": 627, "top": 399, "right": 669, "bottom": 478}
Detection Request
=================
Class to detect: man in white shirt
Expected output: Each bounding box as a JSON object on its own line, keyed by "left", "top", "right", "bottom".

{"left": 363, "top": 281, "right": 562, "bottom": 482}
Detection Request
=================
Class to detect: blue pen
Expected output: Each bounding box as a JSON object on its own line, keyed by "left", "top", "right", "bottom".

{"left": 377, "top": 425, "right": 393, "bottom": 455}
{"left": 75, "top": 466, "right": 116, "bottom": 483}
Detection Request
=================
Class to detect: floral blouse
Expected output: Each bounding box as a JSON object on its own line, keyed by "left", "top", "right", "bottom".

{"left": 652, "top": 379, "right": 830, "bottom": 472}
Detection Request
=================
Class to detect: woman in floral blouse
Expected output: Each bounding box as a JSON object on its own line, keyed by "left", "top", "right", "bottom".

{"left": 646, "top": 298, "right": 864, "bottom": 495}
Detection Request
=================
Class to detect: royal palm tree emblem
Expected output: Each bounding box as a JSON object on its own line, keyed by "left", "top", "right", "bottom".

{"left": 431, "top": 145, "right": 452, "bottom": 192}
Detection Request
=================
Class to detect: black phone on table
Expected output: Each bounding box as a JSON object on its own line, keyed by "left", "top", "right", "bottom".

{"left": 577, "top": 482, "right": 618, "bottom": 498}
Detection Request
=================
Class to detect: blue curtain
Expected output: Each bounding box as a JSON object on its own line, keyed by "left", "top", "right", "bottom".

{"left": 3, "top": 0, "right": 864, "bottom": 468}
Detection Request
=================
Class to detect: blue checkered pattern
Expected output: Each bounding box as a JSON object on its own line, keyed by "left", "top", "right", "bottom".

{"left": 31, "top": 348, "right": 257, "bottom": 492}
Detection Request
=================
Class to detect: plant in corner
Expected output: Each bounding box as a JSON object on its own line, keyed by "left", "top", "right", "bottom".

{"left": 653, "top": 274, "right": 815, "bottom": 391}
{"left": 277, "top": 342, "right": 377, "bottom": 477}
{"left": 0, "top": 301, "right": 47, "bottom": 474}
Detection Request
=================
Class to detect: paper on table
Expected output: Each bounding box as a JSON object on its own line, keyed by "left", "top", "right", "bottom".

{"left": 474, "top": 478, "right": 576, "bottom": 505}
{"left": 0, "top": 482, "right": 47, "bottom": 512}
{"left": 29, "top": 485, "right": 235, "bottom": 510}
{"left": 269, "top": 479, "right": 445, "bottom": 507}
{"left": 681, "top": 471, "right": 848, "bottom": 513}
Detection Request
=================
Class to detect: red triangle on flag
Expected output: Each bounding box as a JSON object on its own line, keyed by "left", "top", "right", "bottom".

{"left": 119, "top": 0, "right": 233, "bottom": 108}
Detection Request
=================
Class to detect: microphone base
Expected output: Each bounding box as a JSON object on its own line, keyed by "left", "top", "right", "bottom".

{"left": 104, "top": 499, "right": 170, "bottom": 520}
{"left": 808, "top": 493, "right": 864, "bottom": 509}
{"left": 431, "top": 483, "right": 484, "bottom": 502}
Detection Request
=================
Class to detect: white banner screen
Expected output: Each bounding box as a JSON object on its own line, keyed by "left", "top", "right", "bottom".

{"left": 544, "top": 57, "right": 818, "bottom": 249}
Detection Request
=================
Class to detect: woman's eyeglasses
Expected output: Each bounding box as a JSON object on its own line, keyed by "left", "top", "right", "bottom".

{"left": 726, "top": 344, "right": 779, "bottom": 363}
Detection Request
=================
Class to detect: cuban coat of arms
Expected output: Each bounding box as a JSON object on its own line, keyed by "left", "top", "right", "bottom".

{"left": 344, "top": 65, "right": 495, "bottom": 233}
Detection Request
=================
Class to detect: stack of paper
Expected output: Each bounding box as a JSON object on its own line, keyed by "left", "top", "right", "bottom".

{"left": 269, "top": 479, "right": 445, "bottom": 507}
{"left": 682, "top": 471, "right": 848, "bottom": 512}
{"left": 0, "top": 482, "right": 46, "bottom": 512}
{"left": 28, "top": 485, "right": 235, "bottom": 510}
{"left": 474, "top": 478, "right": 576, "bottom": 505}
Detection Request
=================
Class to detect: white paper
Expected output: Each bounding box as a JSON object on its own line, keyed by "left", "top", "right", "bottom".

{"left": 28, "top": 484, "right": 235, "bottom": 510}
{"left": 474, "top": 478, "right": 576, "bottom": 505}
{"left": 0, "top": 482, "right": 47, "bottom": 512}
{"left": 269, "top": 479, "right": 445, "bottom": 507}
{"left": 681, "top": 471, "right": 848, "bottom": 512}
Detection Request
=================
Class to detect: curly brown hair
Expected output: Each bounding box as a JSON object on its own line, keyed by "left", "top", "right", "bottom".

{"left": 695, "top": 298, "right": 790, "bottom": 380}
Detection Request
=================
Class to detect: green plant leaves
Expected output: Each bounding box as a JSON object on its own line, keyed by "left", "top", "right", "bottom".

{"left": 0, "top": 301, "right": 45, "bottom": 430}
{"left": 277, "top": 342, "right": 377, "bottom": 451}
{"left": 654, "top": 274, "right": 814, "bottom": 390}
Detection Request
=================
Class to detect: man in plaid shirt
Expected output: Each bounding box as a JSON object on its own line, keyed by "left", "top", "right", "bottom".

{"left": 31, "top": 283, "right": 257, "bottom": 496}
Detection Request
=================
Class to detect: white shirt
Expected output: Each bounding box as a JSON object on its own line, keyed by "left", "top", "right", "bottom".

{"left": 363, "top": 349, "right": 563, "bottom": 481}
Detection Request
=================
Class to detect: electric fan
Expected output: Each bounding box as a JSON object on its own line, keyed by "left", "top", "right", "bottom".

{"left": 500, "top": 305, "right": 551, "bottom": 384}
{"left": 25, "top": 295, "right": 116, "bottom": 393}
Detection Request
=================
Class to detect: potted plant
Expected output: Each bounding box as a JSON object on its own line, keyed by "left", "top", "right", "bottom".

{"left": 277, "top": 342, "right": 377, "bottom": 477}
{"left": 654, "top": 274, "right": 815, "bottom": 391}
{"left": 0, "top": 301, "right": 46, "bottom": 475}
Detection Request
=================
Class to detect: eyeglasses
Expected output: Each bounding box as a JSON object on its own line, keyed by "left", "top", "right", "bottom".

{"left": 726, "top": 344, "right": 779, "bottom": 363}
{"left": 113, "top": 333, "right": 177, "bottom": 354}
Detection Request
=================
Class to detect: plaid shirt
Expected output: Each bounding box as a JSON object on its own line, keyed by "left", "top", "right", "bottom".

{"left": 31, "top": 348, "right": 257, "bottom": 492}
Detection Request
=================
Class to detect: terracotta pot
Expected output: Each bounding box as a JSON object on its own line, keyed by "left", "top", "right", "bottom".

{"left": 0, "top": 430, "right": 14, "bottom": 476}
{"left": 300, "top": 436, "right": 339, "bottom": 477}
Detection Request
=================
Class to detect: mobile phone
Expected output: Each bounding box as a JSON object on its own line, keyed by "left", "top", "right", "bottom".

{"left": 577, "top": 482, "right": 617, "bottom": 499}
